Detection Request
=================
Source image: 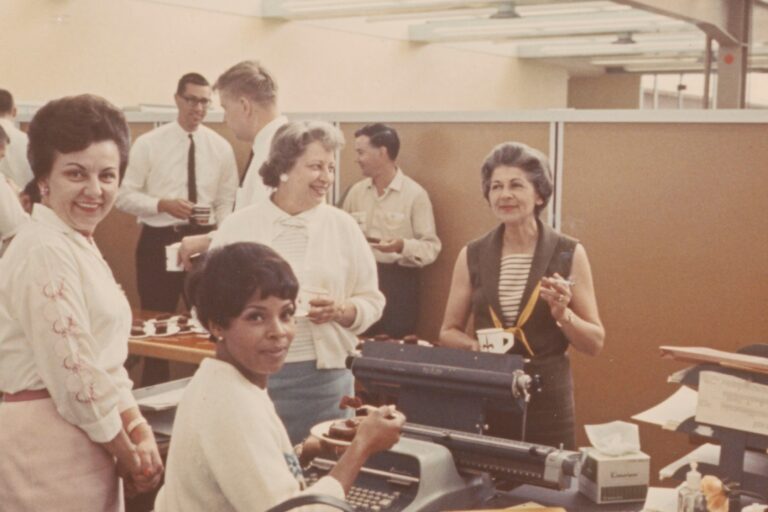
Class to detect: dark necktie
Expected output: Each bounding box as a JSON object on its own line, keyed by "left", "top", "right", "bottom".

{"left": 187, "top": 134, "right": 197, "bottom": 203}
{"left": 239, "top": 150, "right": 255, "bottom": 187}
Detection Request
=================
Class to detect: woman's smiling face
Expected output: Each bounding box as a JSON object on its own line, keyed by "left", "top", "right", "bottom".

{"left": 488, "top": 165, "right": 543, "bottom": 225}
{"left": 212, "top": 292, "right": 296, "bottom": 388}
{"left": 40, "top": 140, "right": 121, "bottom": 236}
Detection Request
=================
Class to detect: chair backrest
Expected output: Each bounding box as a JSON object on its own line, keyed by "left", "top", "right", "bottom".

{"left": 266, "top": 493, "right": 355, "bottom": 512}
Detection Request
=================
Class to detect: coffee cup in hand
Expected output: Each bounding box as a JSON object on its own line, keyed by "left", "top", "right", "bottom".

{"left": 476, "top": 328, "right": 515, "bottom": 353}
{"left": 296, "top": 285, "right": 330, "bottom": 317}
{"left": 191, "top": 205, "right": 211, "bottom": 225}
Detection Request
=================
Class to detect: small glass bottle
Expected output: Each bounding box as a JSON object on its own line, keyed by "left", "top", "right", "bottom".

{"left": 678, "top": 462, "right": 707, "bottom": 512}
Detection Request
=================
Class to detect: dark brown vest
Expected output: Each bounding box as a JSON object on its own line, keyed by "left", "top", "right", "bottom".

{"left": 466, "top": 219, "right": 577, "bottom": 359}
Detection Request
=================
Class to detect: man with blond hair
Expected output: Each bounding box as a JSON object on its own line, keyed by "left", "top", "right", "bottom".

{"left": 179, "top": 61, "right": 287, "bottom": 266}
{"left": 216, "top": 60, "right": 287, "bottom": 210}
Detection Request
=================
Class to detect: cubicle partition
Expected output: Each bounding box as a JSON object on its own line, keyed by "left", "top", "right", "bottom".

{"left": 88, "top": 110, "right": 766, "bottom": 483}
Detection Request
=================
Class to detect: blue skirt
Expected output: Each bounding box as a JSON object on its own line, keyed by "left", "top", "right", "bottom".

{"left": 268, "top": 361, "right": 354, "bottom": 445}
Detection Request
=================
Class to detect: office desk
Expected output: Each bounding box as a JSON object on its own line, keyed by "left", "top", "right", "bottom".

{"left": 128, "top": 310, "right": 215, "bottom": 365}
{"left": 485, "top": 481, "right": 644, "bottom": 512}
{"left": 128, "top": 333, "right": 214, "bottom": 365}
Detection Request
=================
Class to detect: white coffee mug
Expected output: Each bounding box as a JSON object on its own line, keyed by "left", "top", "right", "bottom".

{"left": 296, "top": 285, "right": 329, "bottom": 317}
{"left": 165, "top": 242, "right": 182, "bottom": 272}
{"left": 191, "top": 205, "right": 211, "bottom": 225}
{"left": 476, "top": 328, "right": 515, "bottom": 354}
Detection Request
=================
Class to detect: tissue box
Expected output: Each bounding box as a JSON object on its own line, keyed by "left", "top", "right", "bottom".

{"left": 578, "top": 447, "right": 650, "bottom": 503}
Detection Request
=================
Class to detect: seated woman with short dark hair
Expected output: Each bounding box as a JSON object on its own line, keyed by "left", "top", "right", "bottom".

{"left": 155, "top": 242, "right": 404, "bottom": 512}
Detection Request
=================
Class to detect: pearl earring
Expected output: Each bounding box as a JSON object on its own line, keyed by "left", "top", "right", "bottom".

{"left": 279, "top": 173, "right": 289, "bottom": 183}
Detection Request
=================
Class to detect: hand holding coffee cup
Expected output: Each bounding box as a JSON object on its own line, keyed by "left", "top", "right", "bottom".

{"left": 296, "top": 285, "right": 329, "bottom": 319}
{"left": 190, "top": 204, "right": 211, "bottom": 225}
{"left": 476, "top": 328, "right": 515, "bottom": 353}
{"left": 301, "top": 285, "right": 342, "bottom": 325}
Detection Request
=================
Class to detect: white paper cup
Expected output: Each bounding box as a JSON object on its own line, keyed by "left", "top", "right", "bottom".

{"left": 165, "top": 242, "right": 182, "bottom": 272}
{"left": 476, "top": 328, "right": 515, "bottom": 353}
{"left": 296, "top": 285, "right": 330, "bottom": 317}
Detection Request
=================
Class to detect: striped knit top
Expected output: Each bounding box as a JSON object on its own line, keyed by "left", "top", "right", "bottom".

{"left": 498, "top": 253, "right": 533, "bottom": 326}
{"left": 271, "top": 221, "right": 316, "bottom": 363}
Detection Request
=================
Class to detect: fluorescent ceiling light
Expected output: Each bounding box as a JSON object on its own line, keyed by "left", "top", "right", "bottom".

{"left": 409, "top": 10, "right": 692, "bottom": 42}
{"left": 517, "top": 38, "right": 705, "bottom": 58}
{"left": 366, "top": 8, "right": 497, "bottom": 23}
{"left": 591, "top": 56, "right": 700, "bottom": 66}
{"left": 515, "top": 1, "right": 628, "bottom": 17}
{"left": 263, "top": 0, "right": 510, "bottom": 19}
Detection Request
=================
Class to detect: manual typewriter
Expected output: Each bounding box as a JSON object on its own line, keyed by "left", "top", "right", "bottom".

{"left": 301, "top": 342, "right": 581, "bottom": 512}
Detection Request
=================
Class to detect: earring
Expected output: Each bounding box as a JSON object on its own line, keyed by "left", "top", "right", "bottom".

{"left": 41, "top": 185, "right": 49, "bottom": 196}
{"left": 279, "top": 173, "right": 289, "bottom": 183}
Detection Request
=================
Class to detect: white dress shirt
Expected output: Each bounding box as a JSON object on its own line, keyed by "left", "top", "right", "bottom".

{"left": 342, "top": 168, "right": 441, "bottom": 267}
{"left": 154, "top": 358, "right": 344, "bottom": 512}
{"left": 211, "top": 199, "right": 384, "bottom": 369}
{"left": 0, "top": 204, "right": 136, "bottom": 443}
{"left": 116, "top": 121, "right": 238, "bottom": 227}
{"left": 234, "top": 115, "right": 288, "bottom": 211}
{"left": 0, "top": 118, "right": 33, "bottom": 188}
{"left": 0, "top": 175, "right": 28, "bottom": 244}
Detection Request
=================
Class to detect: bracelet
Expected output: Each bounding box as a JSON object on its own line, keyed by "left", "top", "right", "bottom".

{"left": 556, "top": 309, "right": 574, "bottom": 328}
{"left": 126, "top": 416, "right": 148, "bottom": 435}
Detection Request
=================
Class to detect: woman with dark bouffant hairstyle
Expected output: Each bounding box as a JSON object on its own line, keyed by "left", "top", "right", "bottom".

{"left": 0, "top": 94, "right": 162, "bottom": 510}
{"left": 209, "top": 120, "right": 385, "bottom": 445}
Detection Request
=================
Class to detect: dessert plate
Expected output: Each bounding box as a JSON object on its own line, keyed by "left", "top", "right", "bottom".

{"left": 310, "top": 419, "right": 353, "bottom": 447}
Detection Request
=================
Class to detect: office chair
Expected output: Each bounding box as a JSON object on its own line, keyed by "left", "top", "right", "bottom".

{"left": 266, "top": 494, "right": 355, "bottom": 512}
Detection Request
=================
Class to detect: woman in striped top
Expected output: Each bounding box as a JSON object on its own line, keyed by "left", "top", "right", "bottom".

{"left": 438, "top": 141, "right": 604, "bottom": 449}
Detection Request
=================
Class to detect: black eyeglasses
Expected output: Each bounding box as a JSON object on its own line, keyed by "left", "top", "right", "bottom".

{"left": 179, "top": 95, "right": 212, "bottom": 109}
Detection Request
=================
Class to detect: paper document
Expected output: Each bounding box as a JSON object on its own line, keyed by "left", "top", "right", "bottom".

{"left": 632, "top": 386, "right": 698, "bottom": 430}
{"left": 696, "top": 371, "right": 768, "bottom": 436}
{"left": 659, "top": 443, "right": 768, "bottom": 480}
{"left": 641, "top": 487, "right": 677, "bottom": 512}
{"left": 136, "top": 387, "right": 186, "bottom": 411}
{"left": 659, "top": 346, "right": 768, "bottom": 375}
{"left": 658, "top": 443, "right": 721, "bottom": 480}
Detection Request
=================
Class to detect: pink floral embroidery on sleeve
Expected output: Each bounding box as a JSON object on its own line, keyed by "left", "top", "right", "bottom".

{"left": 40, "top": 278, "right": 98, "bottom": 403}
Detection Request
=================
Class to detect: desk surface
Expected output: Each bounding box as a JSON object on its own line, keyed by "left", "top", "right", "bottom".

{"left": 128, "top": 333, "right": 215, "bottom": 365}
{"left": 490, "top": 481, "right": 644, "bottom": 512}
{"left": 129, "top": 310, "right": 215, "bottom": 365}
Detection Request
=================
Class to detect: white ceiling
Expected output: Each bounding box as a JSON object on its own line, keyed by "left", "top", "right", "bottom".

{"left": 146, "top": 0, "right": 768, "bottom": 75}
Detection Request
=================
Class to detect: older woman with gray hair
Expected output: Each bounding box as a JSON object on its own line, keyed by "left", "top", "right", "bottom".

{"left": 439, "top": 141, "right": 604, "bottom": 450}
{"left": 210, "top": 120, "right": 384, "bottom": 444}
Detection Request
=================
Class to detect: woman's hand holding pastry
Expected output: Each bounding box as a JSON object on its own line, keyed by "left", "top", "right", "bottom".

{"left": 352, "top": 405, "right": 405, "bottom": 456}
{"left": 540, "top": 273, "right": 573, "bottom": 322}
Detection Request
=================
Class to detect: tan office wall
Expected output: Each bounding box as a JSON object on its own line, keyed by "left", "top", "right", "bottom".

{"left": 0, "top": 0, "right": 567, "bottom": 111}
{"left": 568, "top": 74, "right": 642, "bottom": 109}
{"left": 338, "top": 122, "right": 552, "bottom": 341}
{"left": 562, "top": 122, "right": 768, "bottom": 481}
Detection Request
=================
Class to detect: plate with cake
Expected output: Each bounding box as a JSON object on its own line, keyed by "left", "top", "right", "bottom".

{"left": 310, "top": 417, "right": 364, "bottom": 447}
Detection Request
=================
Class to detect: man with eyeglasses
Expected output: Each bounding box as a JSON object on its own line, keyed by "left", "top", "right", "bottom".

{"left": 117, "top": 73, "right": 238, "bottom": 382}
{"left": 177, "top": 61, "right": 288, "bottom": 268}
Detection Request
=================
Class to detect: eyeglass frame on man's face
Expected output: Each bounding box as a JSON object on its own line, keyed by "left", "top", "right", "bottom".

{"left": 178, "top": 94, "right": 211, "bottom": 109}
